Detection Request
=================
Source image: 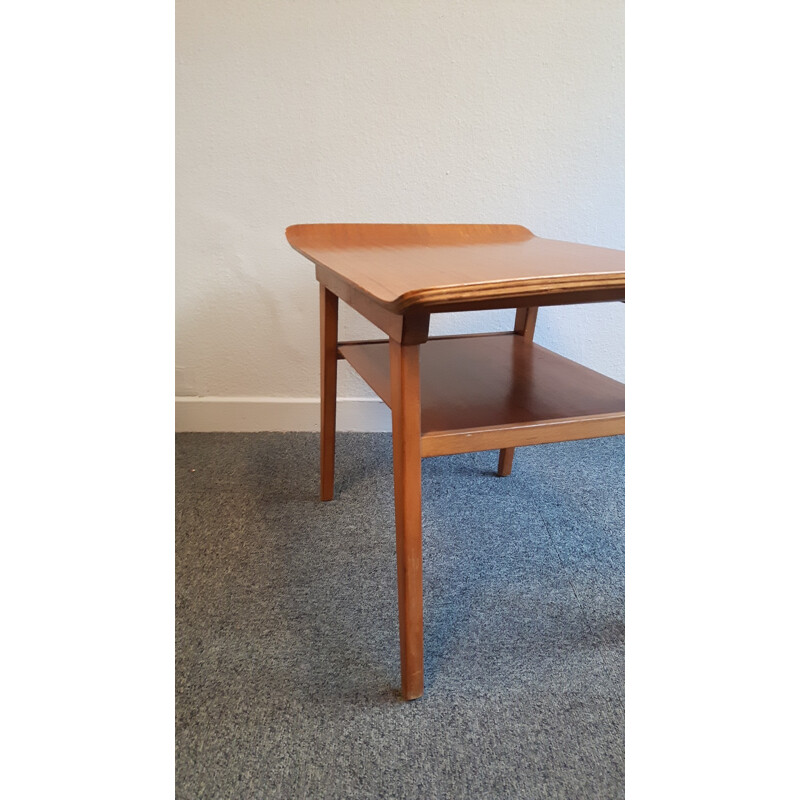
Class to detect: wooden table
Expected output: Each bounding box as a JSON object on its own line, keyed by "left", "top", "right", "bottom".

{"left": 286, "top": 224, "right": 624, "bottom": 700}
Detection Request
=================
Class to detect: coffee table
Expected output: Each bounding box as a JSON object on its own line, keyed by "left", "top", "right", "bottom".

{"left": 286, "top": 223, "right": 624, "bottom": 699}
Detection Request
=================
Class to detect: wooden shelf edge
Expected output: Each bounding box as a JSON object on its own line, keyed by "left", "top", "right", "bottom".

{"left": 420, "top": 414, "right": 625, "bottom": 457}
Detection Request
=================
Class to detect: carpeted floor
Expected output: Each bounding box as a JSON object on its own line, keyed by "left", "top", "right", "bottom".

{"left": 176, "top": 432, "right": 624, "bottom": 799}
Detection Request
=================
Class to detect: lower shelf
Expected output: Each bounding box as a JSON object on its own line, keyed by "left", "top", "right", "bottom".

{"left": 338, "top": 334, "right": 624, "bottom": 456}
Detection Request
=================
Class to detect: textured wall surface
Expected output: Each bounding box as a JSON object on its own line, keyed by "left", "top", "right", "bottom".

{"left": 176, "top": 0, "right": 624, "bottom": 404}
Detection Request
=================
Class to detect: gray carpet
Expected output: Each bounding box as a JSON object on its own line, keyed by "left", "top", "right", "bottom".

{"left": 176, "top": 433, "right": 624, "bottom": 799}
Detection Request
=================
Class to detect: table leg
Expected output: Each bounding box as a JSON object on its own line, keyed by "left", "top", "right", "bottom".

{"left": 390, "top": 339, "right": 424, "bottom": 700}
{"left": 497, "top": 306, "right": 539, "bottom": 476}
{"left": 497, "top": 447, "right": 515, "bottom": 476}
{"left": 320, "top": 287, "right": 338, "bottom": 501}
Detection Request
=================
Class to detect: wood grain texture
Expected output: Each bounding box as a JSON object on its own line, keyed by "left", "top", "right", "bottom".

{"left": 287, "top": 224, "right": 624, "bottom": 313}
{"left": 320, "top": 287, "right": 338, "bottom": 500}
{"left": 389, "top": 341, "right": 425, "bottom": 700}
{"left": 338, "top": 336, "right": 624, "bottom": 445}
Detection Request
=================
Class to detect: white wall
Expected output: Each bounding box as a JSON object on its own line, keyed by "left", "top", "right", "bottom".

{"left": 176, "top": 0, "right": 624, "bottom": 431}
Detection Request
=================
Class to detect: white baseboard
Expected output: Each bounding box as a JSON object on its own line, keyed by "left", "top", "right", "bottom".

{"left": 175, "top": 396, "right": 392, "bottom": 433}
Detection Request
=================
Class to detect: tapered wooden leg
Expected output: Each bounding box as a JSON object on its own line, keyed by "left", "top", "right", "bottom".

{"left": 389, "top": 340, "right": 424, "bottom": 700}
{"left": 497, "top": 307, "right": 540, "bottom": 476}
{"left": 497, "top": 447, "right": 514, "bottom": 476}
{"left": 320, "top": 287, "right": 338, "bottom": 501}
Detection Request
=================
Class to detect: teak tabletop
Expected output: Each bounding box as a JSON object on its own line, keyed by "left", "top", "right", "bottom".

{"left": 286, "top": 223, "right": 625, "bottom": 700}
{"left": 287, "top": 223, "right": 624, "bottom": 314}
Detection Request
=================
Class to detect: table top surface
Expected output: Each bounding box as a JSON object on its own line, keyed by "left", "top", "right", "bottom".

{"left": 286, "top": 223, "right": 624, "bottom": 313}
